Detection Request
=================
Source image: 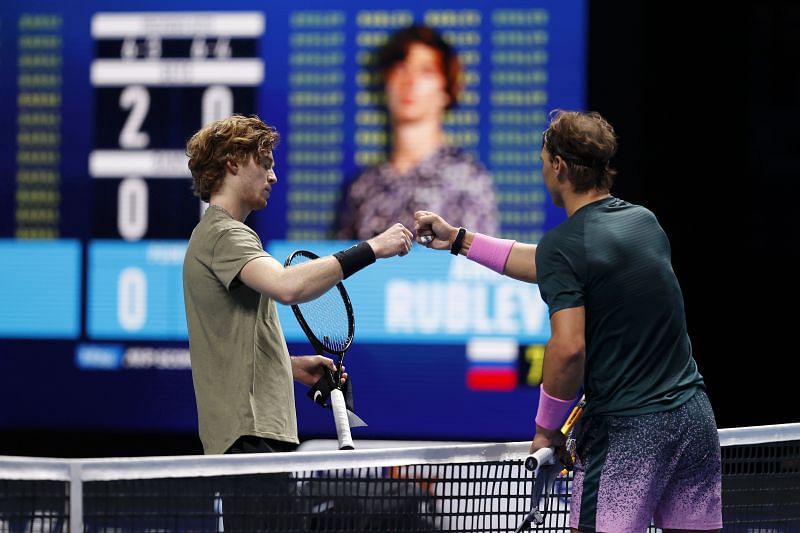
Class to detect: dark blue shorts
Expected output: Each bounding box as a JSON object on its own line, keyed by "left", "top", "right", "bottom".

{"left": 570, "top": 389, "right": 722, "bottom": 532}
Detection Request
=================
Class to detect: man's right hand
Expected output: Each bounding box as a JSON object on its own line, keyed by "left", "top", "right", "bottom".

{"left": 414, "top": 211, "right": 458, "bottom": 251}
{"left": 366, "top": 223, "right": 413, "bottom": 258}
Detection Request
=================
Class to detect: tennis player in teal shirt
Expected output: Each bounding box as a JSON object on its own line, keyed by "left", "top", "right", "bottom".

{"left": 415, "top": 109, "right": 722, "bottom": 532}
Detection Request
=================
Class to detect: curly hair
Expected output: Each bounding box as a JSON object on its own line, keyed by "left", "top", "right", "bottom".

{"left": 376, "top": 24, "right": 462, "bottom": 110}
{"left": 185, "top": 114, "right": 280, "bottom": 202}
{"left": 542, "top": 109, "right": 618, "bottom": 193}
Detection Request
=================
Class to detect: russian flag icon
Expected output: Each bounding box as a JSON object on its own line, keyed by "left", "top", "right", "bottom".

{"left": 466, "top": 338, "right": 519, "bottom": 391}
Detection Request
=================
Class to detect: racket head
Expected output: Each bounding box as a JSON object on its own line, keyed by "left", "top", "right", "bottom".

{"left": 283, "top": 250, "right": 355, "bottom": 357}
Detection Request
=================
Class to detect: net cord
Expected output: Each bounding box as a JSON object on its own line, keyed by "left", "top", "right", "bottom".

{"left": 0, "top": 422, "right": 798, "bottom": 482}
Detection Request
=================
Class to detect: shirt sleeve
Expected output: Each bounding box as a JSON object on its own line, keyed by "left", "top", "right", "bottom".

{"left": 211, "top": 227, "right": 269, "bottom": 291}
{"left": 536, "top": 234, "right": 585, "bottom": 316}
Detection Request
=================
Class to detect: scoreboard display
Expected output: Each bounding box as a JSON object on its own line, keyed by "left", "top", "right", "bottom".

{"left": 0, "top": 0, "right": 585, "bottom": 441}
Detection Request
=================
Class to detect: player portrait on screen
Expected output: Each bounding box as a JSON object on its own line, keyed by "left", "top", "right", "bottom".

{"left": 414, "top": 109, "right": 722, "bottom": 532}
{"left": 336, "top": 23, "right": 499, "bottom": 240}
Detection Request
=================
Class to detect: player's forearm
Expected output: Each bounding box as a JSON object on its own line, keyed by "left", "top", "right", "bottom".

{"left": 241, "top": 256, "right": 342, "bottom": 305}
{"left": 285, "top": 240, "right": 378, "bottom": 301}
{"left": 457, "top": 232, "right": 537, "bottom": 282}
{"left": 278, "top": 257, "right": 343, "bottom": 304}
{"left": 502, "top": 243, "right": 538, "bottom": 283}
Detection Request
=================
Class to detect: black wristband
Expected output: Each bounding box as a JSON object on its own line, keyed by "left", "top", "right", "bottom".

{"left": 334, "top": 241, "right": 376, "bottom": 279}
{"left": 450, "top": 227, "right": 467, "bottom": 255}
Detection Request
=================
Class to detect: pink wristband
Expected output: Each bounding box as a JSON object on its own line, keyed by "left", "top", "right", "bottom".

{"left": 466, "top": 233, "right": 515, "bottom": 274}
{"left": 535, "top": 385, "right": 577, "bottom": 430}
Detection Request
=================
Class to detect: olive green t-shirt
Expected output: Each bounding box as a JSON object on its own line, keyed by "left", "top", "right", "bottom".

{"left": 183, "top": 206, "right": 297, "bottom": 454}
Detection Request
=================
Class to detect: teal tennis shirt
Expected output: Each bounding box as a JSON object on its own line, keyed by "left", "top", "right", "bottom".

{"left": 536, "top": 197, "right": 704, "bottom": 418}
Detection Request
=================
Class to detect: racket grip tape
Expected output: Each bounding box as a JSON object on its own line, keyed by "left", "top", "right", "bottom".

{"left": 524, "top": 446, "right": 554, "bottom": 473}
{"left": 330, "top": 388, "right": 354, "bottom": 450}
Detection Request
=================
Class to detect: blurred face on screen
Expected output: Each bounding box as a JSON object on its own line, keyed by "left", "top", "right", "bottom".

{"left": 385, "top": 43, "right": 449, "bottom": 125}
{"left": 237, "top": 151, "right": 277, "bottom": 211}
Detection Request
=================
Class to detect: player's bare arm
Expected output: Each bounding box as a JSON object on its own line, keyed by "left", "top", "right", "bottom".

{"left": 240, "top": 255, "right": 343, "bottom": 305}
{"left": 498, "top": 243, "right": 537, "bottom": 283}
{"left": 541, "top": 306, "right": 586, "bottom": 400}
{"left": 240, "top": 223, "right": 412, "bottom": 304}
{"left": 529, "top": 307, "right": 585, "bottom": 456}
{"left": 414, "top": 210, "right": 537, "bottom": 282}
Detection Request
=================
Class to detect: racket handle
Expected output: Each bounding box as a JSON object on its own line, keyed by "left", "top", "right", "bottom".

{"left": 560, "top": 395, "right": 585, "bottom": 435}
{"left": 330, "top": 388, "right": 354, "bottom": 450}
{"left": 524, "top": 446, "right": 555, "bottom": 475}
{"left": 525, "top": 396, "right": 584, "bottom": 474}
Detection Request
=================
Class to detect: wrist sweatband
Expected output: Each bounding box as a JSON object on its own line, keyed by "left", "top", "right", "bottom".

{"left": 450, "top": 227, "right": 467, "bottom": 255}
{"left": 333, "top": 241, "right": 376, "bottom": 279}
{"left": 535, "top": 385, "right": 577, "bottom": 431}
{"left": 466, "top": 233, "right": 516, "bottom": 274}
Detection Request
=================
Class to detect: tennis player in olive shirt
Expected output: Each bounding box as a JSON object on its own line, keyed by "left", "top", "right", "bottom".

{"left": 183, "top": 114, "right": 412, "bottom": 456}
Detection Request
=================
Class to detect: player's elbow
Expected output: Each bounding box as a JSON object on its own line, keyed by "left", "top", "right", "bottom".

{"left": 272, "top": 283, "right": 304, "bottom": 306}
{"left": 546, "top": 338, "right": 585, "bottom": 368}
{"left": 260, "top": 269, "right": 298, "bottom": 304}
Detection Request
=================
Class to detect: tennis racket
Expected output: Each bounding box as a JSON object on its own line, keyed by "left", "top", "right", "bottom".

{"left": 516, "top": 395, "right": 586, "bottom": 531}
{"left": 284, "top": 249, "right": 356, "bottom": 450}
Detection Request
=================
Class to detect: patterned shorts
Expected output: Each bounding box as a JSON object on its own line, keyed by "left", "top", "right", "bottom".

{"left": 570, "top": 390, "right": 722, "bottom": 532}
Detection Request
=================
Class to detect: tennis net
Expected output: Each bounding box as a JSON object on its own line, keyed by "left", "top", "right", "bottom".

{"left": 0, "top": 422, "right": 798, "bottom": 532}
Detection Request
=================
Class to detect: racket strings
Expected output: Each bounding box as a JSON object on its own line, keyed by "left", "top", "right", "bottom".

{"left": 296, "top": 293, "right": 350, "bottom": 352}
{"left": 287, "top": 252, "right": 353, "bottom": 354}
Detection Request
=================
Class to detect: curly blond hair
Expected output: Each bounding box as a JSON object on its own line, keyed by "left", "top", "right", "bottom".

{"left": 185, "top": 114, "right": 280, "bottom": 202}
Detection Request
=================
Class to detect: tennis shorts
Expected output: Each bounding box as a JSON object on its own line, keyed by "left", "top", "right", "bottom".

{"left": 570, "top": 389, "right": 722, "bottom": 532}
